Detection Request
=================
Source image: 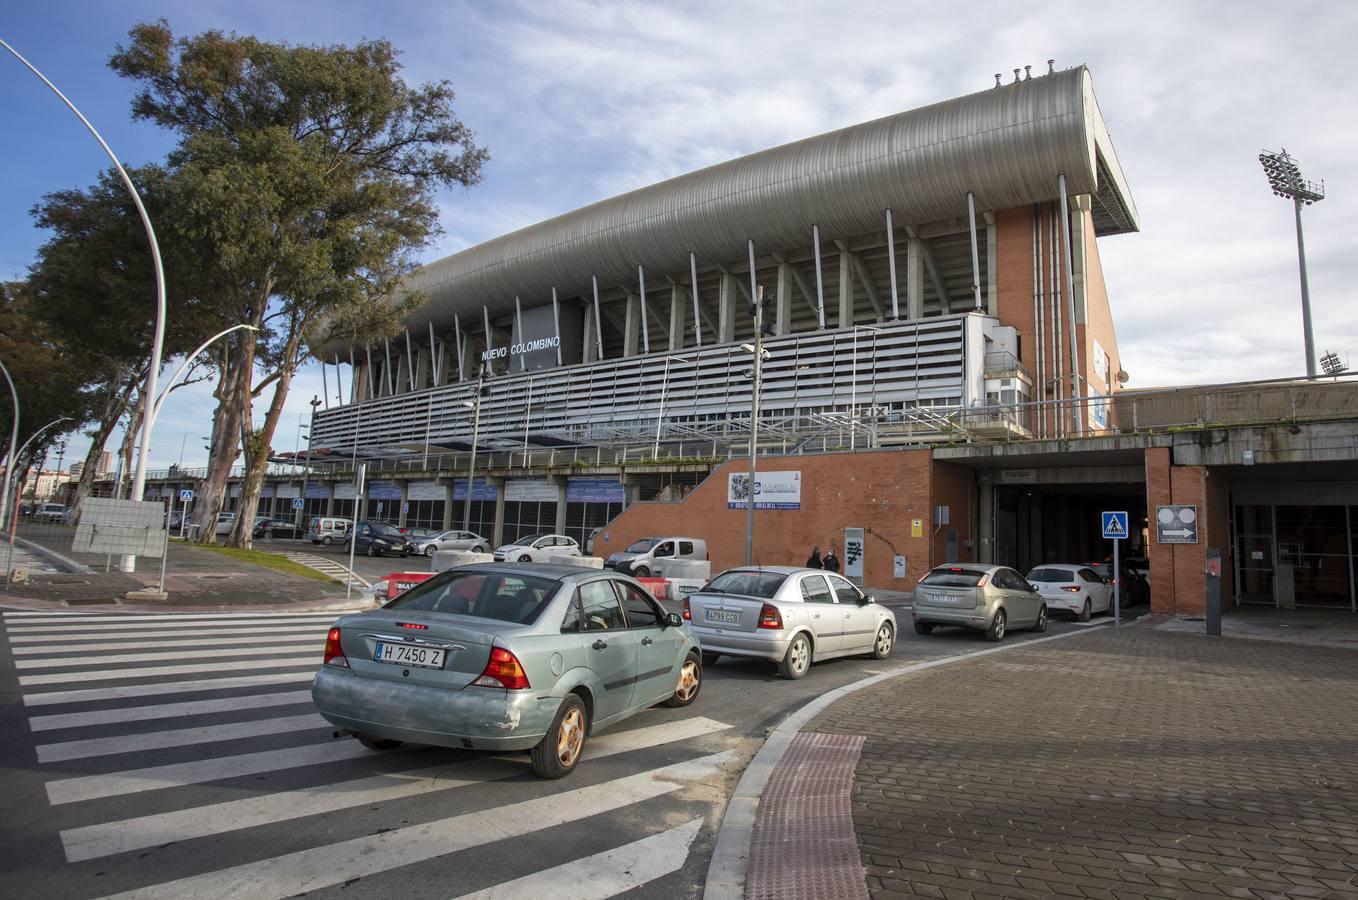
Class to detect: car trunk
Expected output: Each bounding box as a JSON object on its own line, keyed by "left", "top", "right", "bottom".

{"left": 688, "top": 592, "right": 766, "bottom": 632}
{"left": 915, "top": 582, "right": 981, "bottom": 610}
{"left": 337, "top": 609, "right": 510, "bottom": 690}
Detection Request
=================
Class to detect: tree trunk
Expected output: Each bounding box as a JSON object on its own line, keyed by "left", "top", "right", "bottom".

{"left": 227, "top": 364, "right": 296, "bottom": 550}
{"left": 69, "top": 369, "right": 139, "bottom": 517}
{"left": 116, "top": 401, "right": 143, "bottom": 500}
{"left": 189, "top": 332, "right": 256, "bottom": 543}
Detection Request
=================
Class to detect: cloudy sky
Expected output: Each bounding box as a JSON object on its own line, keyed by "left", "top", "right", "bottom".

{"left": 1, "top": 0, "right": 1353, "bottom": 471}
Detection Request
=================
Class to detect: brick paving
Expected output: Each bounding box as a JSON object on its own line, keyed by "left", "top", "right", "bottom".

{"left": 806, "top": 628, "right": 1358, "bottom": 899}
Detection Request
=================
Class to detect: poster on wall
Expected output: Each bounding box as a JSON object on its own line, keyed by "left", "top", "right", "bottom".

{"left": 368, "top": 481, "right": 402, "bottom": 501}
{"left": 505, "top": 479, "right": 557, "bottom": 502}
{"left": 408, "top": 480, "right": 447, "bottom": 501}
{"left": 844, "top": 527, "right": 865, "bottom": 583}
{"left": 1088, "top": 389, "right": 1109, "bottom": 430}
{"left": 335, "top": 482, "right": 359, "bottom": 500}
{"left": 1092, "top": 340, "right": 1111, "bottom": 388}
{"left": 726, "top": 471, "right": 801, "bottom": 510}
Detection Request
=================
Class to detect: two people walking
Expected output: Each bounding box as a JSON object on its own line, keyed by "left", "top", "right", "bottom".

{"left": 805, "top": 544, "right": 840, "bottom": 572}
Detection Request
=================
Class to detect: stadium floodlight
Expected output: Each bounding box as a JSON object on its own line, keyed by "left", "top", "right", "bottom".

{"left": 1259, "top": 148, "right": 1326, "bottom": 379}
{"left": 1319, "top": 351, "right": 1346, "bottom": 377}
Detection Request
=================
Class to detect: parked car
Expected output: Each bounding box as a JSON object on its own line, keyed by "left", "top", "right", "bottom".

{"left": 493, "top": 534, "right": 581, "bottom": 563}
{"left": 605, "top": 536, "right": 708, "bottom": 577}
{"left": 1026, "top": 564, "right": 1111, "bottom": 621}
{"left": 309, "top": 516, "right": 351, "bottom": 545}
{"left": 19, "top": 503, "right": 33, "bottom": 517}
{"left": 311, "top": 563, "right": 701, "bottom": 778}
{"left": 912, "top": 564, "right": 1048, "bottom": 641}
{"left": 32, "top": 502, "right": 68, "bottom": 523}
{"left": 1089, "top": 556, "right": 1150, "bottom": 606}
{"left": 214, "top": 512, "right": 237, "bottom": 536}
{"left": 344, "top": 521, "right": 412, "bottom": 557}
{"left": 683, "top": 566, "right": 896, "bottom": 679}
{"left": 412, "top": 529, "right": 490, "bottom": 556}
{"left": 253, "top": 517, "right": 304, "bottom": 540}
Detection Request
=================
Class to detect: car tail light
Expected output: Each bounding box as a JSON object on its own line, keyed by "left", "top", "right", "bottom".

{"left": 322, "top": 627, "right": 348, "bottom": 668}
{"left": 1061, "top": 585, "right": 1081, "bottom": 593}
{"left": 757, "top": 603, "right": 783, "bottom": 629}
{"left": 975, "top": 574, "right": 989, "bottom": 587}
{"left": 472, "top": 647, "right": 531, "bottom": 690}
{"left": 682, "top": 597, "right": 691, "bottom": 620}
{"left": 397, "top": 622, "right": 428, "bottom": 629}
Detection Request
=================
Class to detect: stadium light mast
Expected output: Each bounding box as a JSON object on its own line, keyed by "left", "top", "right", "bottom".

{"left": 1259, "top": 148, "right": 1325, "bottom": 379}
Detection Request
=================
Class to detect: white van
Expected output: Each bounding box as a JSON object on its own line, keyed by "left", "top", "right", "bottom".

{"left": 309, "top": 516, "right": 351, "bottom": 545}
{"left": 604, "top": 536, "right": 708, "bottom": 578}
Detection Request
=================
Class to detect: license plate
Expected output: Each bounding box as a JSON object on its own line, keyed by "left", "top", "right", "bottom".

{"left": 931, "top": 594, "right": 959, "bottom": 604}
{"left": 374, "top": 642, "right": 445, "bottom": 669}
{"left": 705, "top": 609, "right": 741, "bottom": 624}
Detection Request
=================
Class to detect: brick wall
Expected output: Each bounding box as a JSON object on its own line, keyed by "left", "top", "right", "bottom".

{"left": 929, "top": 461, "right": 976, "bottom": 568}
{"left": 1146, "top": 447, "right": 1213, "bottom": 616}
{"left": 1145, "top": 448, "right": 1175, "bottom": 614}
{"left": 593, "top": 449, "right": 940, "bottom": 588}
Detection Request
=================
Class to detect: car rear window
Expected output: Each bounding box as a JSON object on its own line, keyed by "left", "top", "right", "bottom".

{"left": 920, "top": 568, "right": 987, "bottom": 587}
{"left": 372, "top": 524, "right": 404, "bottom": 538}
{"left": 702, "top": 571, "right": 788, "bottom": 599}
{"left": 386, "top": 571, "right": 560, "bottom": 624}
{"left": 1028, "top": 568, "right": 1076, "bottom": 583}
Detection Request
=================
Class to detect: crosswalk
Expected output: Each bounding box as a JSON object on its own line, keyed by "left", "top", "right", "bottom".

{"left": 1, "top": 610, "right": 738, "bottom": 899}
{"left": 283, "top": 552, "right": 370, "bottom": 589}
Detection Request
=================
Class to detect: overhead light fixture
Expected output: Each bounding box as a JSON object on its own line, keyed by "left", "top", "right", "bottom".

{"left": 1259, "top": 148, "right": 1326, "bottom": 379}
{"left": 1320, "top": 351, "right": 1347, "bottom": 376}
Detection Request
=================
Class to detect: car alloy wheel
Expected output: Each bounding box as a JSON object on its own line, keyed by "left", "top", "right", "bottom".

{"left": 424, "top": 546, "right": 437, "bottom": 556}
{"left": 321, "top": 536, "right": 332, "bottom": 545}
{"left": 1078, "top": 599, "right": 1091, "bottom": 622}
{"left": 663, "top": 652, "right": 702, "bottom": 707}
{"left": 778, "top": 633, "right": 811, "bottom": 679}
{"left": 985, "top": 608, "right": 1006, "bottom": 642}
{"left": 633, "top": 566, "right": 650, "bottom": 578}
{"left": 872, "top": 622, "right": 894, "bottom": 659}
{"left": 519, "top": 554, "right": 532, "bottom": 563}
{"left": 263, "top": 530, "right": 273, "bottom": 539}
{"left": 472, "top": 545, "right": 485, "bottom": 553}
{"left": 366, "top": 545, "right": 377, "bottom": 557}
{"left": 532, "top": 694, "right": 587, "bottom": 779}
{"left": 1033, "top": 605, "right": 1048, "bottom": 633}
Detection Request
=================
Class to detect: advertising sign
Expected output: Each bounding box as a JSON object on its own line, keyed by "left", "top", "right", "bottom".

{"left": 726, "top": 471, "right": 801, "bottom": 510}
{"left": 335, "top": 482, "right": 359, "bottom": 500}
{"left": 844, "top": 527, "right": 865, "bottom": 582}
{"left": 407, "top": 480, "right": 447, "bottom": 502}
{"left": 1089, "top": 389, "right": 1109, "bottom": 430}
{"left": 505, "top": 479, "right": 558, "bottom": 502}
{"left": 566, "top": 478, "right": 626, "bottom": 503}
{"left": 368, "top": 481, "right": 402, "bottom": 501}
{"left": 275, "top": 484, "right": 300, "bottom": 499}
{"left": 452, "top": 479, "right": 499, "bottom": 502}
{"left": 305, "top": 482, "right": 330, "bottom": 499}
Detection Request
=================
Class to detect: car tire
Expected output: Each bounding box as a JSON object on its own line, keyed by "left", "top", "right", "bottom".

{"left": 914, "top": 621, "right": 934, "bottom": 636}
{"left": 984, "top": 608, "right": 1006, "bottom": 642}
{"left": 366, "top": 545, "right": 377, "bottom": 557}
{"left": 356, "top": 734, "right": 402, "bottom": 751}
{"left": 424, "top": 546, "right": 437, "bottom": 557}
{"left": 870, "top": 622, "right": 894, "bottom": 659}
{"left": 321, "top": 536, "right": 332, "bottom": 546}
{"left": 1078, "top": 599, "right": 1091, "bottom": 622}
{"left": 777, "top": 633, "right": 812, "bottom": 680}
{"left": 1032, "top": 604, "right": 1048, "bottom": 633}
{"left": 263, "top": 530, "right": 273, "bottom": 539}
{"left": 701, "top": 652, "right": 721, "bottom": 667}
{"left": 662, "top": 652, "right": 702, "bottom": 708}
{"left": 472, "top": 545, "right": 485, "bottom": 553}
{"left": 531, "top": 694, "right": 588, "bottom": 779}
{"left": 633, "top": 565, "right": 650, "bottom": 578}
{"left": 519, "top": 554, "right": 532, "bottom": 563}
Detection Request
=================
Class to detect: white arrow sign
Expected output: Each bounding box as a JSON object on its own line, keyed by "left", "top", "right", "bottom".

{"left": 1162, "top": 528, "right": 1194, "bottom": 538}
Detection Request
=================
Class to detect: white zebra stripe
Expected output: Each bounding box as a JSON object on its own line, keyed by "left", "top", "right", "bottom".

{"left": 10, "top": 626, "right": 330, "bottom": 644}
{"left": 96, "top": 750, "right": 734, "bottom": 900}
{"left": 452, "top": 818, "right": 703, "bottom": 900}
{"left": 3, "top": 612, "right": 345, "bottom": 622}
{"left": 29, "top": 690, "right": 314, "bottom": 732}
{"left": 14, "top": 643, "right": 320, "bottom": 670}
{"left": 5, "top": 615, "right": 340, "bottom": 633}
{"left": 20, "top": 658, "right": 316, "bottom": 686}
{"left": 36, "top": 713, "right": 328, "bottom": 763}
{"left": 23, "top": 672, "right": 316, "bottom": 707}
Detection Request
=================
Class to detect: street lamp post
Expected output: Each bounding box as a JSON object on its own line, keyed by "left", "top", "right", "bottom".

{"left": 461, "top": 366, "right": 488, "bottom": 532}
{"left": 4, "top": 415, "right": 72, "bottom": 590}
{"left": 296, "top": 395, "right": 322, "bottom": 538}
{"left": 743, "top": 287, "right": 772, "bottom": 565}
{"left": 0, "top": 357, "right": 20, "bottom": 563}
{"left": 850, "top": 323, "right": 882, "bottom": 451}
{"left": 1259, "top": 148, "right": 1326, "bottom": 379}
{"left": 654, "top": 355, "right": 692, "bottom": 461}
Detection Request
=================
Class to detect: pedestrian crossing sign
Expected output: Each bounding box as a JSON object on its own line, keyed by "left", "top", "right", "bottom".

{"left": 1101, "top": 511, "right": 1129, "bottom": 540}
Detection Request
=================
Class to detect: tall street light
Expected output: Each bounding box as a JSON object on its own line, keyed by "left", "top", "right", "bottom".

{"left": 850, "top": 323, "right": 882, "bottom": 451}
{"left": 1260, "top": 148, "right": 1326, "bottom": 379}
{"left": 461, "top": 366, "right": 489, "bottom": 532}
{"left": 296, "top": 395, "right": 322, "bottom": 538}
{"left": 742, "top": 286, "right": 773, "bottom": 565}
{"left": 4, "top": 415, "right": 72, "bottom": 590}
{"left": 0, "top": 357, "right": 20, "bottom": 558}
{"left": 653, "top": 354, "right": 692, "bottom": 461}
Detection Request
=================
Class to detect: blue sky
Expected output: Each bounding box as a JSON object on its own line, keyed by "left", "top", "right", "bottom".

{"left": 2, "top": 0, "right": 1355, "bottom": 472}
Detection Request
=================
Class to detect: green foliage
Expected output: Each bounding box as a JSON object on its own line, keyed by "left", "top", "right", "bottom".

{"left": 0, "top": 283, "right": 93, "bottom": 456}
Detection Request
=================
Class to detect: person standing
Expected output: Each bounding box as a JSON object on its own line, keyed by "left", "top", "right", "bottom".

{"left": 823, "top": 546, "right": 840, "bottom": 573}
{"left": 805, "top": 546, "right": 822, "bottom": 569}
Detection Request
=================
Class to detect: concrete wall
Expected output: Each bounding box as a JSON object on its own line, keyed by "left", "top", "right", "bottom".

{"left": 592, "top": 450, "right": 940, "bottom": 589}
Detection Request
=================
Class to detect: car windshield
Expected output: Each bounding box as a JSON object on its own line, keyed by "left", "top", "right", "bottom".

{"left": 371, "top": 524, "right": 404, "bottom": 538}
{"left": 625, "top": 539, "right": 661, "bottom": 553}
{"left": 702, "top": 570, "right": 788, "bottom": 599}
{"left": 513, "top": 534, "right": 550, "bottom": 546}
{"left": 920, "top": 568, "right": 987, "bottom": 587}
{"left": 386, "top": 570, "right": 559, "bottom": 624}
{"left": 1028, "top": 568, "right": 1076, "bottom": 583}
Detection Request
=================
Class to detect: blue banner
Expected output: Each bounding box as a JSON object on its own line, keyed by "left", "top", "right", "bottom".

{"left": 452, "top": 479, "right": 499, "bottom": 501}
{"left": 368, "top": 480, "right": 402, "bottom": 501}
{"left": 567, "top": 478, "right": 626, "bottom": 503}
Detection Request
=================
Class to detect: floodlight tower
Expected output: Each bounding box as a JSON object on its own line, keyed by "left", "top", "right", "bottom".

{"left": 1259, "top": 148, "right": 1326, "bottom": 379}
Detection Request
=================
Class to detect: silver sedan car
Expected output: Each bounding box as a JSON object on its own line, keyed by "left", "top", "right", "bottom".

{"left": 313, "top": 563, "right": 702, "bottom": 779}
{"left": 411, "top": 529, "right": 490, "bottom": 556}
{"left": 684, "top": 566, "right": 897, "bottom": 679}
{"left": 911, "top": 564, "right": 1048, "bottom": 641}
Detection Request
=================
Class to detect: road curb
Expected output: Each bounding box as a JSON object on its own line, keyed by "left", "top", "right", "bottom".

{"left": 701, "top": 624, "right": 1111, "bottom": 900}
{"left": 1, "top": 531, "right": 93, "bottom": 574}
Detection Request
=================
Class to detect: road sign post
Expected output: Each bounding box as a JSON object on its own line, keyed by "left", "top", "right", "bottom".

{"left": 1101, "top": 511, "right": 1129, "bottom": 628}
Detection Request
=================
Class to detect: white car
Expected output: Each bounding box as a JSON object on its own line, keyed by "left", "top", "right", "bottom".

{"left": 412, "top": 529, "right": 490, "bottom": 556}
{"left": 214, "top": 512, "right": 237, "bottom": 536}
{"left": 493, "top": 533, "right": 581, "bottom": 563}
{"left": 1026, "top": 564, "right": 1112, "bottom": 621}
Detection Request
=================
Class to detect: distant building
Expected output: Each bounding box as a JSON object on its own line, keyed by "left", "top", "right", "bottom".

{"left": 22, "top": 469, "right": 71, "bottom": 501}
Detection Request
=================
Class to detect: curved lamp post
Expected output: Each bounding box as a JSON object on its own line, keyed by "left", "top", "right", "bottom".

{"left": 0, "top": 357, "right": 19, "bottom": 560}
{"left": 1, "top": 39, "right": 168, "bottom": 571}
{"left": 4, "top": 415, "right": 72, "bottom": 590}
{"left": 149, "top": 325, "right": 259, "bottom": 430}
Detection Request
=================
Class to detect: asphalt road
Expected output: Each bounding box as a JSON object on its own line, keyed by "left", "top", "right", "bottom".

{"left": 0, "top": 604, "right": 1114, "bottom": 899}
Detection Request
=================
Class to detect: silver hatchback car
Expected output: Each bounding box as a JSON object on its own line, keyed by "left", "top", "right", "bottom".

{"left": 912, "top": 564, "right": 1048, "bottom": 641}
{"left": 685, "top": 566, "right": 897, "bottom": 679}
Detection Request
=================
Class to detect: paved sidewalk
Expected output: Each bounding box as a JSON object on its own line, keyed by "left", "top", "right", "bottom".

{"left": 795, "top": 627, "right": 1358, "bottom": 898}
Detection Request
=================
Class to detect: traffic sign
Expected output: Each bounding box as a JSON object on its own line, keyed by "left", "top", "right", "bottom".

{"left": 178, "top": 489, "right": 194, "bottom": 502}
{"left": 1101, "top": 511, "right": 1129, "bottom": 540}
{"left": 1156, "top": 505, "right": 1198, "bottom": 544}
{"left": 291, "top": 498, "right": 304, "bottom": 510}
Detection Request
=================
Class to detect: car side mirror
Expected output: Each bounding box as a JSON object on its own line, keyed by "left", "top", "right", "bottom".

{"left": 1029, "top": 583, "right": 1040, "bottom": 593}
{"left": 663, "top": 612, "right": 683, "bottom": 628}
{"left": 860, "top": 594, "right": 874, "bottom": 605}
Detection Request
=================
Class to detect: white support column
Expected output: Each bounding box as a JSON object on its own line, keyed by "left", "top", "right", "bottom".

{"left": 718, "top": 272, "right": 735, "bottom": 343}
{"left": 669, "top": 284, "right": 685, "bottom": 351}
{"left": 689, "top": 252, "right": 703, "bottom": 346}
{"left": 404, "top": 329, "right": 417, "bottom": 391}
{"left": 985, "top": 211, "right": 998, "bottom": 316}
{"left": 482, "top": 306, "right": 494, "bottom": 374}
{"left": 966, "top": 192, "right": 983, "bottom": 310}
{"left": 582, "top": 305, "right": 597, "bottom": 363}
{"left": 454, "top": 314, "right": 465, "bottom": 381}
{"left": 428, "top": 322, "right": 441, "bottom": 386}
{"left": 551, "top": 287, "right": 563, "bottom": 366}
{"left": 383, "top": 338, "right": 395, "bottom": 396}
{"left": 775, "top": 261, "right": 792, "bottom": 335}
{"left": 885, "top": 208, "right": 901, "bottom": 319}
{"left": 637, "top": 265, "right": 650, "bottom": 354}
{"left": 812, "top": 224, "right": 826, "bottom": 329}
{"left": 365, "top": 346, "right": 376, "bottom": 399}
{"left": 624, "top": 292, "right": 641, "bottom": 357}
{"left": 746, "top": 240, "right": 758, "bottom": 323}
{"left": 515, "top": 296, "right": 526, "bottom": 372}
{"left": 837, "top": 248, "right": 853, "bottom": 327}
{"left": 906, "top": 237, "right": 924, "bottom": 320}
{"left": 591, "top": 275, "right": 605, "bottom": 361}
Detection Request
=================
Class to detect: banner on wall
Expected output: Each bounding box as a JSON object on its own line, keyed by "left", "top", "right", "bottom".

{"left": 505, "top": 479, "right": 557, "bottom": 502}
{"left": 275, "top": 484, "right": 300, "bottom": 499}
{"left": 452, "top": 479, "right": 499, "bottom": 502}
{"left": 305, "top": 482, "right": 330, "bottom": 499}
{"left": 335, "top": 482, "right": 359, "bottom": 500}
{"left": 407, "top": 480, "right": 447, "bottom": 502}
{"left": 368, "top": 480, "right": 402, "bottom": 501}
{"left": 727, "top": 471, "right": 801, "bottom": 510}
{"left": 844, "top": 527, "right": 865, "bottom": 582}
{"left": 566, "top": 478, "right": 626, "bottom": 504}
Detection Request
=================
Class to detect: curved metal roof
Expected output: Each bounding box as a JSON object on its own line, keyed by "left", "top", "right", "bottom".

{"left": 403, "top": 65, "right": 1137, "bottom": 328}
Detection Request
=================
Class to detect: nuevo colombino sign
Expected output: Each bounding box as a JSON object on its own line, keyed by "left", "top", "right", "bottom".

{"left": 727, "top": 471, "right": 801, "bottom": 510}
{"left": 481, "top": 336, "right": 560, "bottom": 362}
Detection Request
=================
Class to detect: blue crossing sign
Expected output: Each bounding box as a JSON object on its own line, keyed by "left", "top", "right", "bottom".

{"left": 1101, "top": 511, "right": 1129, "bottom": 540}
{"left": 291, "top": 498, "right": 304, "bottom": 510}
{"left": 178, "top": 489, "right": 194, "bottom": 502}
